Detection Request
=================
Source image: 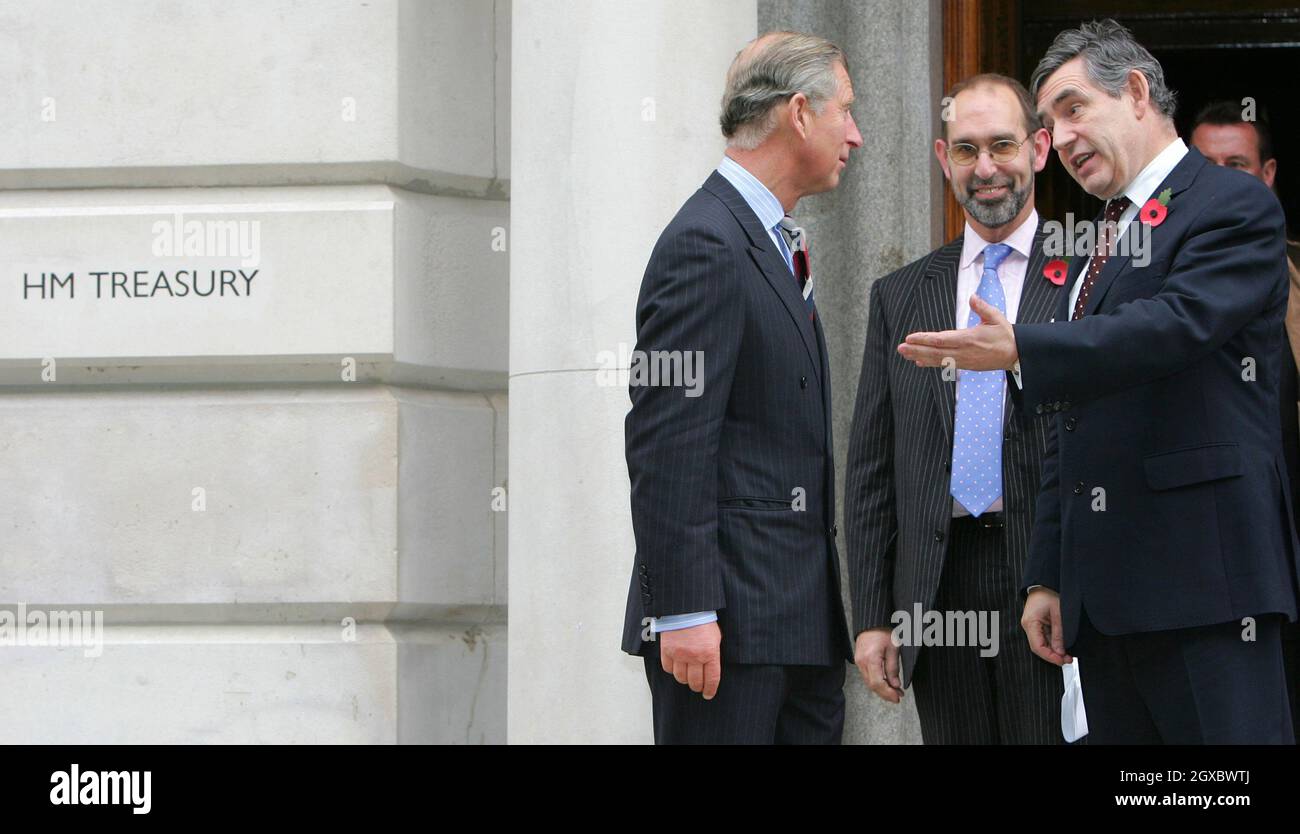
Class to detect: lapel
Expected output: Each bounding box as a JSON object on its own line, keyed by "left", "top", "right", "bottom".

{"left": 1005, "top": 223, "right": 1056, "bottom": 428}
{"left": 1082, "top": 147, "right": 1207, "bottom": 316}
{"left": 915, "top": 238, "right": 963, "bottom": 442}
{"left": 1019, "top": 225, "right": 1058, "bottom": 325}
{"left": 703, "top": 171, "right": 822, "bottom": 380}
{"left": 813, "top": 313, "right": 835, "bottom": 497}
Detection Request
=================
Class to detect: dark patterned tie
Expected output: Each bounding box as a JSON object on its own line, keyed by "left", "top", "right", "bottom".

{"left": 1071, "top": 195, "right": 1132, "bottom": 320}
{"left": 778, "top": 216, "right": 816, "bottom": 321}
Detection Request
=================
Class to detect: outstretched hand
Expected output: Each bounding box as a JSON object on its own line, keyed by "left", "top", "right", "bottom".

{"left": 897, "top": 295, "right": 1019, "bottom": 371}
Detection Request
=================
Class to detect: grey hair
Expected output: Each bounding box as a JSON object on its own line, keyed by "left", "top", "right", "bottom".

{"left": 720, "top": 32, "right": 846, "bottom": 150}
{"left": 1030, "top": 18, "right": 1176, "bottom": 120}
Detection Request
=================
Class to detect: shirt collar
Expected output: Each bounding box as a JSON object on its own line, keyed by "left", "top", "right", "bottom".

{"left": 960, "top": 208, "right": 1039, "bottom": 270}
{"left": 1121, "top": 137, "right": 1188, "bottom": 208}
{"left": 717, "top": 154, "right": 786, "bottom": 233}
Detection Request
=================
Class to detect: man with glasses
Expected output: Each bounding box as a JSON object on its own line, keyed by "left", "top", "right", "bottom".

{"left": 844, "top": 73, "right": 1066, "bottom": 743}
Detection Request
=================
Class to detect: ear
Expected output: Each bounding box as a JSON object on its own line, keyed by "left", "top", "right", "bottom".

{"left": 1030, "top": 127, "right": 1051, "bottom": 173}
{"left": 788, "top": 91, "right": 811, "bottom": 139}
{"left": 935, "top": 138, "right": 953, "bottom": 180}
{"left": 1126, "top": 68, "right": 1151, "bottom": 118}
{"left": 1263, "top": 157, "right": 1278, "bottom": 189}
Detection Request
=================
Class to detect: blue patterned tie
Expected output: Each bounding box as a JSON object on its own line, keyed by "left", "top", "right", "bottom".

{"left": 951, "top": 243, "right": 1012, "bottom": 517}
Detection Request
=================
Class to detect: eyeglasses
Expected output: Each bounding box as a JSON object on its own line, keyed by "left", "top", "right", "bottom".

{"left": 946, "top": 136, "right": 1030, "bottom": 166}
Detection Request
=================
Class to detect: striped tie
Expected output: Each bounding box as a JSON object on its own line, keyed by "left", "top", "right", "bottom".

{"left": 778, "top": 216, "right": 815, "bottom": 321}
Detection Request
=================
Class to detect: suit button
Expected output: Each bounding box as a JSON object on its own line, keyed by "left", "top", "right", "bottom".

{"left": 1073, "top": 481, "right": 1084, "bottom": 495}
{"left": 934, "top": 530, "right": 945, "bottom": 543}
{"left": 1035, "top": 404, "right": 1044, "bottom": 414}
{"left": 1065, "top": 417, "right": 1077, "bottom": 431}
{"left": 638, "top": 564, "right": 647, "bottom": 575}
{"left": 800, "top": 376, "right": 808, "bottom": 389}
{"left": 1053, "top": 401, "right": 1062, "bottom": 411}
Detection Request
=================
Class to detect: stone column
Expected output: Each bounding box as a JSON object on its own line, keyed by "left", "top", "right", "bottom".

{"left": 508, "top": 0, "right": 757, "bottom": 743}
{"left": 0, "top": 0, "right": 509, "bottom": 743}
{"left": 759, "top": 0, "right": 945, "bottom": 744}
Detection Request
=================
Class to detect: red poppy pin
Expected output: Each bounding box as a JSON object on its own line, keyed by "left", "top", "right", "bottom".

{"left": 1139, "top": 187, "right": 1172, "bottom": 227}
{"left": 1043, "top": 258, "right": 1069, "bottom": 286}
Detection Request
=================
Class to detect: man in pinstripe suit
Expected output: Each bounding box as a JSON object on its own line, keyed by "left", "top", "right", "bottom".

{"left": 845, "top": 74, "right": 1067, "bottom": 743}
{"left": 621, "top": 32, "right": 861, "bottom": 744}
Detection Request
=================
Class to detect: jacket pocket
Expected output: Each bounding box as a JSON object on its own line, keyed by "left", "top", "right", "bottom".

{"left": 718, "top": 496, "right": 796, "bottom": 511}
{"left": 1143, "top": 442, "right": 1242, "bottom": 491}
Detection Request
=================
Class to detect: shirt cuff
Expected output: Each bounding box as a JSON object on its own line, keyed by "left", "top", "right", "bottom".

{"left": 650, "top": 610, "right": 718, "bottom": 633}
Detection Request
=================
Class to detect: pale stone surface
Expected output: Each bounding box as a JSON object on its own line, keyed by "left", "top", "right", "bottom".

{"left": 509, "top": 1, "right": 758, "bottom": 378}
{"left": 0, "top": 0, "right": 511, "bottom": 747}
{"left": 0, "top": 386, "right": 502, "bottom": 608}
{"left": 509, "top": 0, "right": 758, "bottom": 744}
{"left": 0, "top": 186, "right": 507, "bottom": 388}
{"left": 0, "top": 0, "right": 509, "bottom": 195}
{"left": 0, "top": 619, "right": 505, "bottom": 744}
{"left": 396, "top": 388, "right": 502, "bottom": 607}
{"left": 489, "top": 393, "right": 509, "bottom": 605}
{"left": 508, "top": 371, "right": 651, "bottom": 743}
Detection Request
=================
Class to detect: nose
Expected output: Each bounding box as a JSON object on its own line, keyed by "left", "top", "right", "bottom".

{"left": 973, "top": 149, "right": 998, "bottom": 180}
{"left": 846, "top": 111, "right": 863, "bottom": 149}
{"left": 1052, "top": 122, "right": 1075, "bottom": 156}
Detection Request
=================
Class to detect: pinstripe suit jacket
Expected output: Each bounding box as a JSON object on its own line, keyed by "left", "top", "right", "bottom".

{"left": 621, "top": 171, "right": 852, "bottom": 666}
{"left": 844, "top": 222, "right": 1062, "bottom": 684}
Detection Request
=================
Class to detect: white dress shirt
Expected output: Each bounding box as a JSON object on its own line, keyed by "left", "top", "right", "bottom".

{"left": 952, "top": 209, "right": 1038, "bottom": 517}
{"left": 1067, "top": 137, "right": 1188, "bottom": 314}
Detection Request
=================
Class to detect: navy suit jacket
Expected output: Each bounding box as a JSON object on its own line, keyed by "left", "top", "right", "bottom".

{"left": 1014, "top": 147, "right": 1300, "bottom": 648}
{"left": 621, "top": 171, "right": 851, "bottom": 666}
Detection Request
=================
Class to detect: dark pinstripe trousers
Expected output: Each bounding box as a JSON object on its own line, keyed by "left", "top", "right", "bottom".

{"left": 643, "top": 646, "right": 845, "bottom": 744}
{"left": 910, "top": 515, "right": 1066, "bottom": 744}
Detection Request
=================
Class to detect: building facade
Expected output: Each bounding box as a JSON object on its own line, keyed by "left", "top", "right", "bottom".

{"left": 2, "top": 0, "right": 946, "bottom": 743}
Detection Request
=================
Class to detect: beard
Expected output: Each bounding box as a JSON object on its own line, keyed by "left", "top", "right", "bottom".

{"left": 953, "top": 173, "right": 1032, "bottom": 228}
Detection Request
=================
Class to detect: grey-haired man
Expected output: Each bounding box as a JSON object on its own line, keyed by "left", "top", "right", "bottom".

{"left": 622, "top": 31, "right": 861, "bottom": 744}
